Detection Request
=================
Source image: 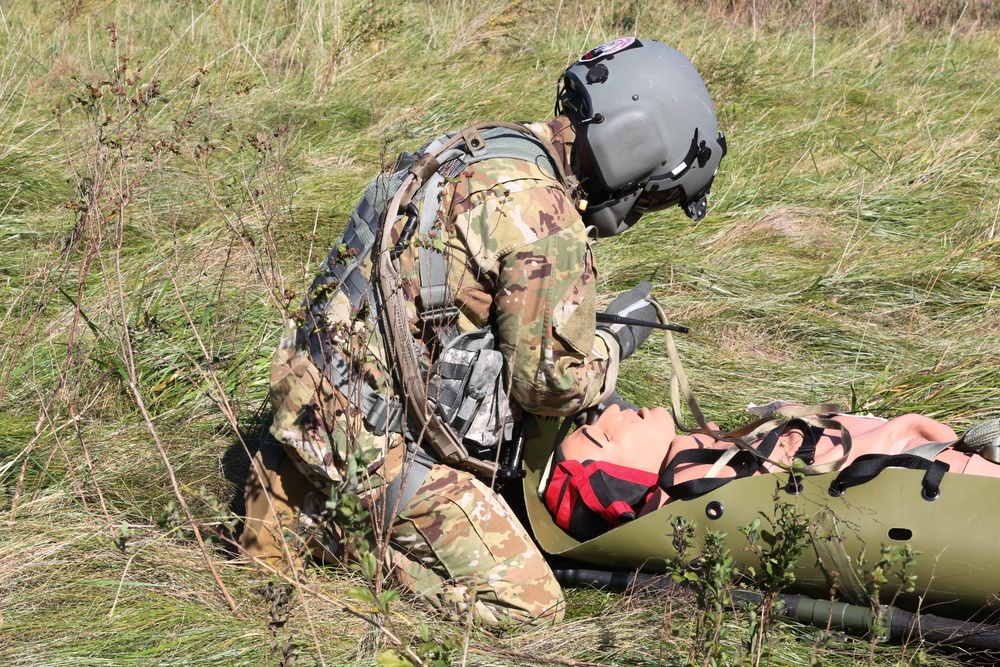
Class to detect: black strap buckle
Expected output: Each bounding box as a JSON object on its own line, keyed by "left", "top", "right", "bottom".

{"left": 365, "top": 393, "right": 405, "bottom": 436}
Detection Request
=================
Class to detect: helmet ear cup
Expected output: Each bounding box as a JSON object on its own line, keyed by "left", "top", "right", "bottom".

{"left": 586, "top": 108, "right": 669, "bottom": 193}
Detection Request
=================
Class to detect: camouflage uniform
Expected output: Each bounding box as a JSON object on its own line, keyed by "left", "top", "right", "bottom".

{"left": 243, "top": 118, "right": 617, "bottom": 627}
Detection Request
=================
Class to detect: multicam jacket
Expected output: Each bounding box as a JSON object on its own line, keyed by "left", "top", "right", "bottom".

{"left": 268, "top": 118, "right": 617, "bottom": 491}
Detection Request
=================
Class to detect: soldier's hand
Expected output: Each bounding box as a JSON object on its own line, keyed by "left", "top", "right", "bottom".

{"left": 601, "top": 390, "right": 638, "bottom": 412}
{"left": 598, "top": 281, "right": 657, "bottom": 360}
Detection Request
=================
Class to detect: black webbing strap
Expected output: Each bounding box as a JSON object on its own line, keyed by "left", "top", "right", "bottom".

{"left": 658, "top": 418, "right": 831, "bottom": 501}
{"left": 783, "top": 422, "right": 824, "bottom": 493}
{"left": 793, "top": 424, "right": 823, "bottom": 466}
{"left": 377, "top": 441, "right": 437, "bottom": 527}
{"left": 659, "top": 450, "right": 759, "bottom": 499}
{"left": 659, "top": 424, "right": 784, "bottom": 500}
{"left": 828, "top": 453, "right": 950, "bottom": 500}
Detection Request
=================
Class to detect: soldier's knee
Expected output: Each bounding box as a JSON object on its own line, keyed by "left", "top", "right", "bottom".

{"left": 495, "top": 589, "right": 565, "bottom": 628}
{"left": 433, "top": 579, "right": 565, "bottom": 629}
{"left": 488, "top": 571, "right": 566, "bottom": 628}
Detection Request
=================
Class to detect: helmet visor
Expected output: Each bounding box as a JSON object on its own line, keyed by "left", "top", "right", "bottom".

{"left": 633, "top": 184, "right": 683, "bottom": 213}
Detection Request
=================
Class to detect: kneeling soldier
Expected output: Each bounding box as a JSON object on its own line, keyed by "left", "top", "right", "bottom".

{"left": 242, "top": 37, "right": 726, "bottom": 627}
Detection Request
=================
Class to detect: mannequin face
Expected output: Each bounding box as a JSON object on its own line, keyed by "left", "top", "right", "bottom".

{"left": 559, "top": 404, "right": 676, "bottom": 474}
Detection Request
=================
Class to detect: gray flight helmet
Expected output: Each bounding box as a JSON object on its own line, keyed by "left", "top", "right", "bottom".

{"left": 556, "top": 37, "right": 727, "bottom": 237}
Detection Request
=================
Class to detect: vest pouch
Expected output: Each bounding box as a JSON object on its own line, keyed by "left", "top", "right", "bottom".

{"left": 427, "top": 327, "right": 514, "bottom": 462}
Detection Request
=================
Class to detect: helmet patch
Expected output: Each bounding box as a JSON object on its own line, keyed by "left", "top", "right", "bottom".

{"left": 579, "top": 36, "right": 637, "bottom": 63}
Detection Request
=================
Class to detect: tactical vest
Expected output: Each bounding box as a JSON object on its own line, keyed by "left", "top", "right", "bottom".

{"left": 303, "top": 122, "right": 578, "bottom": 478}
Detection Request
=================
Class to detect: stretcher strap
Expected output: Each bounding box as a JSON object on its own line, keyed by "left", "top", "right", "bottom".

{"left": 659, "top": 424, "right": 784, "bottom": 500}
{"left": 829, "top": 453, "right": 950, "bottom": 500}
{"left": 652, "top": 300, "right": 852, "bottom": 487}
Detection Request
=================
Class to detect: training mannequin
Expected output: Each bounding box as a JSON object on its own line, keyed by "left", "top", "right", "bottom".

{"left": 545, "top": 403, "right": 1000, "bottom": 538}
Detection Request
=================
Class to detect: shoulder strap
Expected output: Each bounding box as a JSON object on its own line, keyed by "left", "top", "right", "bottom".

{"left": 906, "top": 417, "right": 1000, "bottom": 463}
{"left": 377, "top": 441, "right": 436, "bottom": 528}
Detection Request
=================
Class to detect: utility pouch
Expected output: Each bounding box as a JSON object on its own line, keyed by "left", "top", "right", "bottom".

{"left": 427, "top": 327, "right": 514, "bottom": 462}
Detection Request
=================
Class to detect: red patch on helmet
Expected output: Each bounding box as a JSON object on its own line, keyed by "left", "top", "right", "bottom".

{"left": 579, "top": 37, "right": 637, "bottom": 63}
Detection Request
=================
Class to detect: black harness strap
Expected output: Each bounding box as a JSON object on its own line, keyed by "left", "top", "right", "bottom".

{"left": 657, "top": 419, "right": 827, "bottom": 502}
{"left": 659, "top": 423, "right": 783, "bottom": 500}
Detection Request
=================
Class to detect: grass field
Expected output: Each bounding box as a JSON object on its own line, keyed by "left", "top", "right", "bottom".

{"left": 1, "top": 1, "right": 999, "bottom": 665}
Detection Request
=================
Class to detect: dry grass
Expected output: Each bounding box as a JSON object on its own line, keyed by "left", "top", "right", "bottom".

{"left": 683, "top": 0, "right": 997, "bottom": 29}
{"left": 1, "top": 1, "right": 998, "bottom": 665}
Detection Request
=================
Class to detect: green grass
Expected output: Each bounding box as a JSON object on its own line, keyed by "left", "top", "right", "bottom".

{"left": 1, "top": 0, "right": 999, "bottom": 665}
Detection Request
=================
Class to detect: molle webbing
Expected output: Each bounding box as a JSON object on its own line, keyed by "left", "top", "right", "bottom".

{"left": 375, "top": 122, "right": 575, "bottom": 477}
{"left": 302, "top": 167, "right": 408, "bottom": 436}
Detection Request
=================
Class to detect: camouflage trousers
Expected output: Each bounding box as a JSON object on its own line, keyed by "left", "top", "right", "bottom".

{"left": 242, "top": 438, "right": 565, "bottom": 628}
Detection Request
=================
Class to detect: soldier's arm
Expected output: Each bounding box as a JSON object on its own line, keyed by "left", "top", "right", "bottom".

{"left": 493, "top": 213, "right": 619, "bottom": 416}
